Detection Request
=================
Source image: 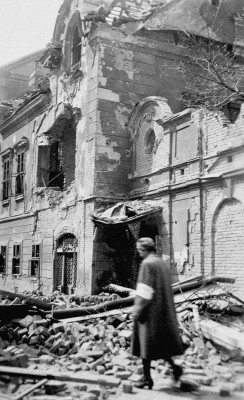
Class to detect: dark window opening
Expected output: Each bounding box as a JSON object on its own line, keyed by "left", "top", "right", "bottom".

{"left": 144, "top": 129, "right": 156, "bottom": 154}
{"left": 48, "top": 141, "right": 64, "bottom": 189}
{"left": 29, "top": 244, "right": 40, "bottom": 277}
{"left": 181, "top": 168, "right": 185, "bottom": 175}
{"left": 227, "top": 155, "right": 233, "bottom": 163}
{"left": 0, "top": 246, "right": 6, "bottom": 274}
{"left": 12, "top": 244, "right": 20, "bottom": 275}
{"left": 224, "top": 102, "right": 241, "bottom": 124}
{"left": 3, "top": 159, "right": 10, "bottom": 200}
{"left": 16, "top": 152, "right": 24, "bottom": 195}
{"left": 72, "top": 27, "right": 81, "bottom": 66}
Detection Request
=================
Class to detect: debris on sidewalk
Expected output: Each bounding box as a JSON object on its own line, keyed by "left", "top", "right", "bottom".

{"left": 0, "top": 276, "right": 243, "bottom": 399}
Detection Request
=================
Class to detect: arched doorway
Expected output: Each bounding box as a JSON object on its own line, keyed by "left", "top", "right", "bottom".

{"left": 212, "top": 199, "right": 244, "bottom": 297}
{"left": 55, "top": 233, "right": 78, "bottom": 294}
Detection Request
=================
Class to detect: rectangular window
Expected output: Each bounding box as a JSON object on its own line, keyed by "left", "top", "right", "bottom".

{"left": 0, "top": 246, "right": 6, "bottom": 274}
{"left": 16, "top": 152, "right": 24, "bottom": 195}
{"left": 29, "top": 244, "right": 40, "bottom": 277}
{"left": 12, "top": 244, "right": 20, "bottom": 275}
{"left": 3, "top": 159, "right": 10, "bottom": 200}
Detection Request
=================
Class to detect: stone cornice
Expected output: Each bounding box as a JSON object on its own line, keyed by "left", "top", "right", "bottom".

{"left": 0, "top": 92, "right": 51, "bottom": 138}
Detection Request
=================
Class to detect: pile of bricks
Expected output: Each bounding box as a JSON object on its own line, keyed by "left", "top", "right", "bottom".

{"left": 0, "top": 291, "right": 244, "bottom": 399}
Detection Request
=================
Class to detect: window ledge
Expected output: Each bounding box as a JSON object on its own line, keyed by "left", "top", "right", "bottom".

{"left": 15, "top": 194, "right": 24, "bottom": 202}
{"left": 2, "top": 199, "right": 9, "bottom": 206}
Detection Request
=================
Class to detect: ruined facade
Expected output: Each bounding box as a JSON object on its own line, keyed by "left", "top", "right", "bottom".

{"left": 0, "top": 0, "right": 243, "bottom": 297}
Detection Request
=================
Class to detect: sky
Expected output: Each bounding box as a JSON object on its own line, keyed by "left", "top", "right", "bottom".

{"left": 0, "top": 0, "right": 63, "bottom": 66}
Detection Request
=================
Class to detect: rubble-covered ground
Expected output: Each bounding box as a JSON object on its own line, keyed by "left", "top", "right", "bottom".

{"left": 0, "top": 286, "right": 244, "bottom": 400}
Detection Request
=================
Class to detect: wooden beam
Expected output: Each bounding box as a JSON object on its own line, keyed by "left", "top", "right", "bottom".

{"left": 15, "top": 379, "right": 47, "bottom": 400}
{"left": 200, "top": 319, "right": 244, "bottom": 355}
{"left": 0, "top": 366, "right": 121, "bottom": 388}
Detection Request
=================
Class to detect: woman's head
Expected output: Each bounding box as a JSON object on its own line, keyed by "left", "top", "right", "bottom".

{"left": 136, "top": 237, "right": 156, "bottom": 258}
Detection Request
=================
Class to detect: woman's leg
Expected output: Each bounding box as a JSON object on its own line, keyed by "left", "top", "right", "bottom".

{"left": 142, "top": 359, "right": 151, "bottom": 379}
{"left": 135, "top": 359, "right": 154, "bottom": 389}
{"left": 165, "top": 357, "right": 183, "bottom": 381}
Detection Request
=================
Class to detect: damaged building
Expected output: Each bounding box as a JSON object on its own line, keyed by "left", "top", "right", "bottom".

{"left": 0, "top": 0, "right": 243, "bottom": 298}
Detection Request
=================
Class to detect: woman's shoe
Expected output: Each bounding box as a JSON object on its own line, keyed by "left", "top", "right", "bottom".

{"left": 135, "top": 377, "right": 154, "bottom": 390}
{"left": 172, "top": 365, "right": 183, "bottom": 382}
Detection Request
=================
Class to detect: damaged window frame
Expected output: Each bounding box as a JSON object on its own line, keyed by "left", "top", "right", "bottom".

{"left": 71, "top": 26, "right": 82, "bottom": 68}
{"left": 29, "top": 243, "right": 41, "bottom": 278}
{"left": 12, "top": 243, "right": 21, "bottom": 275}
{"left": 15, "top": 150, "right": 25, "bottom": 198}
{"left": 37, "top": 140, "right": 64, "bottom": 190}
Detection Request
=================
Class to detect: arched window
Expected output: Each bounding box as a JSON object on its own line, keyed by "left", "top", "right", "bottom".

{"left": 72, "top": 26, "right": 81, "bottom": 66}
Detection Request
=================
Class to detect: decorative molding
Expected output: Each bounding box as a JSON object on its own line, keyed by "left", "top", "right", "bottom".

{"left": 13, "top": 137, "right": 29, "bottom": 153}
{"left": 0, "top": 147, "right": 14, "bottom": 159}
{"left": 0, "top": 93, "right": 50, "bottom": 138}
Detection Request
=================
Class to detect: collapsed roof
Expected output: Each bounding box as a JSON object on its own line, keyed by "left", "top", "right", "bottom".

{"left": 91, "top": 200, "right": 162, "bottom": 226}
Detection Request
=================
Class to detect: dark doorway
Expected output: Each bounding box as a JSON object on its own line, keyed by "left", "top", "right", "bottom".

{"left": 55, "top": 233, "right": 78, "bottom": 294}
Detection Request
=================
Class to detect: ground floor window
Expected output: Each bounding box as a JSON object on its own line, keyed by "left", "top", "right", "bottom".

{"left": 0, "top": 245, "right": 7, "bottom": 273}
{"left": 12, "top": 244, "right": 21, "bottom": 275}
{"left": 29, "top": 244, "right": 40, "bottom": 277}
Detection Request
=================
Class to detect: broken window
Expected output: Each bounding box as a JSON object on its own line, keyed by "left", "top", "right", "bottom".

{"left": 3, "top": 159, "right": 10, "bottom": 200}
{"left": 29, "top": 244, "right": 40, "bottom": 277}
{"left": 12, "top": 244, "right": 21, "bottom": 275}
{"left": 72, "top": 26, "right": 81, "bottom": 66}
{"left": 15, "top": 152, "right": 24, "bottom": 196}
{"left": 37, "top": 141, "right": 64, "bottom": 189}
{"left": 48, "top": 141, "right": 64, "bottom": 189}
{"left": 0, "top": 245, "right": 7, "bottom": 274}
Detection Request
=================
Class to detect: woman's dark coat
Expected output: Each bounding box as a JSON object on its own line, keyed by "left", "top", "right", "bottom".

{"left": 131, "top": 253, "right": 183, "bottom": 360}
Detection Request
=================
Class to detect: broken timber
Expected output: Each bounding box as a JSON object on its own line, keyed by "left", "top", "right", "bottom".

{"left": 0, "top": 366, "right": 121, "bottom": 387}
{"left": 0, "top": 290, "right": 52, "bottom": 311}
{"left": 0, "top": 379, "right": 48, "bottom": 400}
{"left": 50, "top": 276, "right": 235, "bottom": 319}
{"left": 200, "top": 319, "right": 244, "bottom": 356}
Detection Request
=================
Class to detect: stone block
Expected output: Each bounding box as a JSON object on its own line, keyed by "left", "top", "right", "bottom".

{"left": 219, "top": 383, "right": 235, "bottom": 396}
{"left": 122, "top": 381, "right": 133, "bottom": 393}
{"left": 18, "top": 315, "right": 33, "bottom": 328}
{"left": 45, "top": 380, "right": 66, "bottom": 395}
{"left": 115, "top": 371, "right": 132, "bottom": 380}
{"left": 52, "top": 322, "right": 65, "bottom": 334}
{"left": 97, "top": 365, "right": 105, "bottom": 374}
{"left": 50, "top": 339, "right": 64, "bottom": 353}
{"left": 67, "top": 364, "right": 82, "bottom": 372}
{"left": 180, "top": 377, "right": 199, "bottom": 392}
{"left": 118, "top": 330, "right": 132, "bottom": 340}
{"left": 39, "top": 355, "right": 54, "bottom": 365}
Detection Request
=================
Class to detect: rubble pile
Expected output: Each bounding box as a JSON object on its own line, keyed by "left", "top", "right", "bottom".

{"left": 0, "top": 285, "right": 244, "bottom": 399}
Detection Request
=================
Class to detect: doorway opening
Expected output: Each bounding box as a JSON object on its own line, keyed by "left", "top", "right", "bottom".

{"left": 55, "top": 233, "right": 78, "bottom": 294}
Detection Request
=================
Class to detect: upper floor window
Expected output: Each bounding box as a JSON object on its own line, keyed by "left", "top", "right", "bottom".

{"left": 16, "top": 152, "right": 24, "bottom": 195}
{"left": 72, "top": 26, "right": 81, "bottom": 66}
{"left": 3, "top": 159, "right": 10, "bottom": 200}
{"left": 12, "top": 244, "right": 21, "bottom": 275}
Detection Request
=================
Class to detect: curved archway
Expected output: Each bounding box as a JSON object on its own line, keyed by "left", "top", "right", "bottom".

{"left": 212, "top": 198, "right": 244, "bottom": 296}
{"left": 54, "top": 233, "right": 78, "bottom": 294}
